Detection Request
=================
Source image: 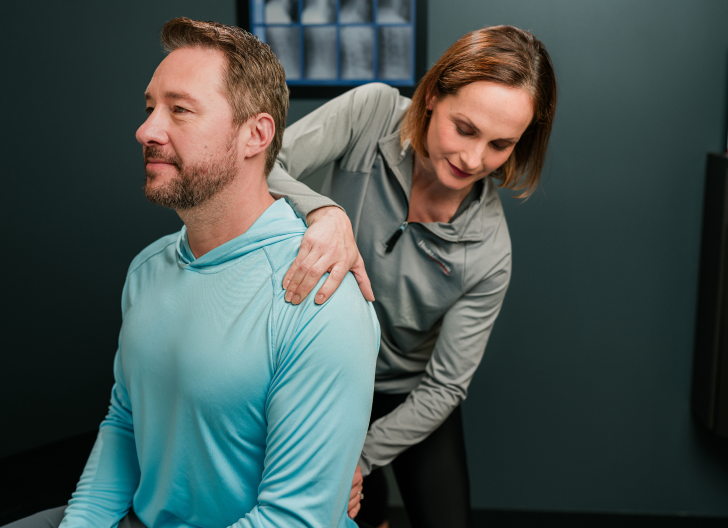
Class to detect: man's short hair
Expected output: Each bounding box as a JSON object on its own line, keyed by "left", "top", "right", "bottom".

{"left": 161, "top": 17, "right": 289, "bottom": 176}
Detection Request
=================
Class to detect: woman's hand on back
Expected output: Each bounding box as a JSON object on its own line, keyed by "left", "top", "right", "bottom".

{"left": 283, "top": 206, "right": 374, "bottom": 305}
{"left": 348, "top": 465, "right": 364, "bottom": 518}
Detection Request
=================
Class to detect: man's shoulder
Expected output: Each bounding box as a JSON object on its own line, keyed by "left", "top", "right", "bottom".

{"left": 272, "top": 271, "right": 380, "bottom": 358}
{"left": 260, "top": 232, "right": 304, "bottom": 280}
{"left": 127, "top": 232, "right": 178, "bottom": 278}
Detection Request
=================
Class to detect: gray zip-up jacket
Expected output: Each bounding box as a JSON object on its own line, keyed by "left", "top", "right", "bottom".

{"left": 268, "top": 83, "right": 511, "bottom": 476}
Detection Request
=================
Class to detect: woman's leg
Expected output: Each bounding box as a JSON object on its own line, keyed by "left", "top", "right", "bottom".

{"left": 391, "top": 406, "right": 472, "bottom": 528}
{"left": 355, "top": 393, "right": 409, "bottom": 528}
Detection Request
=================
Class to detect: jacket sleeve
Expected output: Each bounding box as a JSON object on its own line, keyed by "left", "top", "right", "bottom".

{"left": 268, "top": 83, "right": 404, "bottom": 220}
{"left": 357, "top": 254, "right": 512, "bottom": 476}
{"left": 229, "top": 273, "right": 379, "bottom": 528}
{"left": 59, "top": 350, "right": 141, "bottom": 528}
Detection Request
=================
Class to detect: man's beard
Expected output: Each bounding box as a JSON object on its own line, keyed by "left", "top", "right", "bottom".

{"left": 143, "top": 143, "right": 238, "bottom": 211}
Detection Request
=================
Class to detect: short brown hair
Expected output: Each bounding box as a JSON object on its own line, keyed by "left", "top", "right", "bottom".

{"left": 401, "top": 25, "right": 557, "bottom": 197}
{"left": 161, "top": 17, "right": 289, "bottom": 176}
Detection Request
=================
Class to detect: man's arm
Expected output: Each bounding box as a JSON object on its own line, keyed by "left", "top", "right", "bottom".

{"left": 59, "top": 351, "right": 140, "bottom": 528}
{"left": 230, "top": 272, "right": 379, "bottom": 528}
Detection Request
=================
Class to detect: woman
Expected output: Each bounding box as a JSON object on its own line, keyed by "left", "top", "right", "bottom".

{"left": 267, "top": 25, "right": 557, "bottom": 528}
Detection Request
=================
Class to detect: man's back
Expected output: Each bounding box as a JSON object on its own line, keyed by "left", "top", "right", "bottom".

{"left": 62, "top": 199, "right": 379, "bottom": 528}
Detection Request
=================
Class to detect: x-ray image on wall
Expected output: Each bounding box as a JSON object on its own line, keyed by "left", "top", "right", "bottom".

{"left": 249, "top": 0, "right": 417, "bottom": 87}
{"left": 340, "top": 0, "right": 372, "bottom": 23}
{"left": 265, "top": 0, "right": 298, "bottom": 23}
{"left": 378, "top": 26, "right": 411, "bottom": 79}
{"left": 377, "top": 0, "right": 410, "bottom": 23}
{"left": 302, "top": 0, "right": 336, "bottom": 24}
{"left": 266, "top": 26, "right": 301, "bottom": 79}
{"left": 341, "top": 26, "right": 374, "bottom": 79}
{"left": 304, "top": 26, "right": 337, "bottom": 79}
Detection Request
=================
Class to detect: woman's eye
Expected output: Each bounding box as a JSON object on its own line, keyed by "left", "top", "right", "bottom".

{"left": 491, "top": 142, "right": 509, "bottom": 152}
{"left": 456, "top": 125, "right": 474, "bottom": 136}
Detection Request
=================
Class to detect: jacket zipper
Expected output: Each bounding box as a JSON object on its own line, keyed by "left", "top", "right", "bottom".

{"left": 385, "top": 221, "right": 408, "bottom": 253}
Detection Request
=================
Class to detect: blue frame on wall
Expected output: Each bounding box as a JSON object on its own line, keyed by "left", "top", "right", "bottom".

{"left": 237, "top": 0, "right": 427, "bottom": 98}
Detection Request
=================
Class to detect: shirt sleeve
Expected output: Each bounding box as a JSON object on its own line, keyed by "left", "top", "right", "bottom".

{"left": 268, "top": 82, "right": 404, "bottom": 220}
{"left": 357, "top": 255, "right": 511, "bottom": 476}
{"left": 59, "top": 350, "right": 141, "bottom": 528}
{"left": 230, "top": 273, "right": 380, "bottom": 528}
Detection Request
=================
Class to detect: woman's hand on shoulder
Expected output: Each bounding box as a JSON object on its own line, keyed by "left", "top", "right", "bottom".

{"left": 283, "top": 206, "right": 374, "bottom": 305}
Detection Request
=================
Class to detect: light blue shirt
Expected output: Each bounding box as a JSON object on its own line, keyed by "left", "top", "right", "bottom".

{"left": 60, "top": 199, "right": 380, "bottom": 528}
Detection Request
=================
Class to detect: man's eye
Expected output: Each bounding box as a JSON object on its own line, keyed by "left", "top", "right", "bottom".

{"left": 145, "top": 107, "right": 154, "bottom": 115}
{"left": 173, "top": 106, "right": 188, "bottom": 114}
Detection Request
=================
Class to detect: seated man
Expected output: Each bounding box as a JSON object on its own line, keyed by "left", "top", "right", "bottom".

{"left": 7, "top": 17, "right": 378, "bottom": 528}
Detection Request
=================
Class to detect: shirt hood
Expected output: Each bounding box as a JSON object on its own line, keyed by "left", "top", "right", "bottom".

{"left": 176, "top": 198, "right": 306, "bottom": 273}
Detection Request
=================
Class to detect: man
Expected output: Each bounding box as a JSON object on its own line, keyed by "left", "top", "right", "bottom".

{"left": 7, "top": 17, "right": 378, "bottom": 528}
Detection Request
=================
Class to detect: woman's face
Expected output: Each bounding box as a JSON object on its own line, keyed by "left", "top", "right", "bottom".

{"left": 423, "top": 81, "right": 534, "bottom": 191}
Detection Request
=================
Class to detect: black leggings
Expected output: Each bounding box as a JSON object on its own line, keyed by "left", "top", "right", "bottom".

{"left": 356, "top": 392, "right": 472, "bottom": 528}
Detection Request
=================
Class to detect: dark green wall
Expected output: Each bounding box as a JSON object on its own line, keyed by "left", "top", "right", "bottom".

{"left": 2, "top": 0, "right": 728, "bottom": 518}
{"left": 0, "top": 0, "right": 235, "bottom": 456}
{"left": 452, "top": 0, "right": 728, "bottom": 516}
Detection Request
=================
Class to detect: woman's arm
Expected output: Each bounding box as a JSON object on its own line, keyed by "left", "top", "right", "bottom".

{"left": 269, "top": 83, "right": 404, "bottom": 304}
{"left": 358, "top": 255, "right": 512, "bottom": 476}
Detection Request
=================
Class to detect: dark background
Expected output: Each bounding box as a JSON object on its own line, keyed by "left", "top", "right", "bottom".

{"left": 2, "top": 0, "right": 728, "bottom": 519}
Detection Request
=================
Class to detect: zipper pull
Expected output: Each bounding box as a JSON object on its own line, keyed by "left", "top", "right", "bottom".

{"left": 385, "top": 221, "right": 408, "bottom": 253}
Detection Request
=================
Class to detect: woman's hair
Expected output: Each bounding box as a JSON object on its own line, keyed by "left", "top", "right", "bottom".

{"left": 401, "top": 25, "right": 557, "bottom": 197}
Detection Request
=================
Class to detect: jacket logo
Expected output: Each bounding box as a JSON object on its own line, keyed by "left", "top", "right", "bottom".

{"left": 417, "top": 240, "right": 451, "bottom": 276}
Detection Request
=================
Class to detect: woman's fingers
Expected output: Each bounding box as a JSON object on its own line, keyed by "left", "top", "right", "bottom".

{"left": 313, "top": 263, "right": 349, "bottom": 304}
{"left": 353, "top": 465, "right": 363, "bottom": 486}
{"left": 348, "top": 465, "right": 364, "bottom": 517}
{"left": 350, "top": 257, "right": 375, "bottom": 302}
{"left": 283, "top": 205, "right": 372, "bottom": 304}
{"left": 348, "top": 484, "right": 363, "bottom": 517}
{"left": 282, "top": 235, "right": 315, "bottom": 291}
{"left": 283, "top": 239, "right": 324, "bottom": 304}
{"left": 311, "top": 254, "right": 375, "bottom": 305}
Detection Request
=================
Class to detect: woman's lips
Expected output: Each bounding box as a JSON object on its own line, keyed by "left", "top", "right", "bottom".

{"left": 448, "top": 161, "right": 471, "bottom": 178}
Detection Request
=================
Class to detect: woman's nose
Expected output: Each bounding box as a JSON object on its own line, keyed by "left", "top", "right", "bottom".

{"left": 461, "top": 141, "right": 486, "bottom": 171}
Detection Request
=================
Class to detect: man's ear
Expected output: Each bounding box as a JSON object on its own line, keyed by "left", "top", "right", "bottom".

{"left": 242, "top": 113, "right": 275, "bottom": 159}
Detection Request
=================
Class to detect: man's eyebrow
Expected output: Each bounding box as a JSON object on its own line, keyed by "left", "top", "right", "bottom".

{"left": 144, "top": 91, "right": 201, "bottom": 105}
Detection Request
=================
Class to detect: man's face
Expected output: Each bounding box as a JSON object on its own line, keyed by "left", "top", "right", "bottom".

{"left": 136, "top": 47, "right": 239, "bottom": 210}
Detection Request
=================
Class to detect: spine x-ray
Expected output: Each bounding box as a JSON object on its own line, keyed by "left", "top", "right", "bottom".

{"left": 252, "top": 0, "right": 415, "bottom": 84}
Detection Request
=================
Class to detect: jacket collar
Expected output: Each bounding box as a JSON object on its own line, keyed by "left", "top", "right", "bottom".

{"left": 378, "top": 130, "right": 494, "bottom": 243}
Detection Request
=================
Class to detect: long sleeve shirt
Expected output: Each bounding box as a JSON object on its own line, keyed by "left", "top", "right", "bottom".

{"left": 267, "top": 83, "right": 512, "bottom": 476}
{"left": 59, "top": 199, "right": 380, "bottom": 528}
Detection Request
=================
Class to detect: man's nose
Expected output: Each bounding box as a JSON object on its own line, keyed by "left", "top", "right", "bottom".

{"left": 136, "top": 109, "right": 168, "bottom": 146}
